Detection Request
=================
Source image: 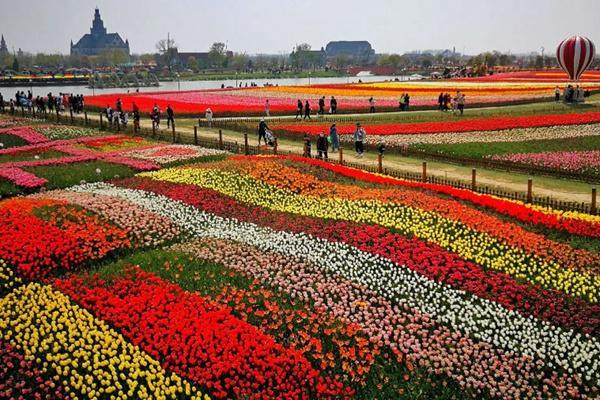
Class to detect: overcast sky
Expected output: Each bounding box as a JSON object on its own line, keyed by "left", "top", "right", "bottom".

{"left": 0, "top": 0, "right": 599, "bottom": 56}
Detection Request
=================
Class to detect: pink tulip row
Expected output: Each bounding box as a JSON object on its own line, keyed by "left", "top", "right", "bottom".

{"left": 0, "top": 126, "right": 49, "bottom": 144}
{"left": 490, "top": 150, "right": 600, "bottom": 172}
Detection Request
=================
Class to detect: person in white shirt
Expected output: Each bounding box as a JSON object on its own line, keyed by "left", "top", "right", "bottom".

{"left": 205, "top": 108, "right": 213, "bottom": 128}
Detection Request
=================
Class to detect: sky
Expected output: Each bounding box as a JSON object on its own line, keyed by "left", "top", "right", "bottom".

{"left": 0, "top": 0, "right": 599, "bottom": 56}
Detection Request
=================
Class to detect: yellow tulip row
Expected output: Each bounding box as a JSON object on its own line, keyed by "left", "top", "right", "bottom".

{"left": 142, "top": 167, "right": 599, "bottom": 303}
{"left": 0, "top": 282, "right": 209, "bottom": 400}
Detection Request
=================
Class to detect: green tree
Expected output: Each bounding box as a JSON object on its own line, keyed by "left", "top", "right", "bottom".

{"left": 208, "top": 42, "right": 227, "bottom": 69}
{"left": 12, "top": 56, "right": 19, "bottom": 72}
{"left": 187, "top": 56, "right": 198, "bottom": 71}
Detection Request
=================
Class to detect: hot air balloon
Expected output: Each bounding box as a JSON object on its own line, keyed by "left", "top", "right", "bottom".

{"left": 556, "top": 35, "right": 596, "bottom": 81}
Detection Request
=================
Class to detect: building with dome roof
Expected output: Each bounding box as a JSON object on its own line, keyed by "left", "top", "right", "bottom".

{"left": 70, "top": 8, "right": 129, "bottom": 56}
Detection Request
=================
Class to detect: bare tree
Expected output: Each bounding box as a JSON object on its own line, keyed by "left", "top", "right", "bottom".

{"left": 156, "top": 37, "right": 178, "bottom": 72}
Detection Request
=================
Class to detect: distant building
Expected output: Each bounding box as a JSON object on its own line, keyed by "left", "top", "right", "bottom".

{"left": 71, "top": 8, "right": 130, "bottom": 56}
{"left": 0, "top": 35, "right": 8, "bottom": 57}
{"left": 290, "top": 47, "right": 327, "bottom": 69}
{"left": 325, "top": 41, "right": 375, "bottom": 63}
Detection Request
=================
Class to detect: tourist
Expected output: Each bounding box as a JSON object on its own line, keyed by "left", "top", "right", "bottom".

{"left": 318, "top": 96, "right": 325, "bottom": 115}
{"left": 47, "top": 93, "right": 54, "bottom": 112}
{"left": 303, "top": 134, "right": 312, "bottom": 158}
{"left": 105, "top": 105, "right": 113, "bottom": 123}
{"left": 132, "top": 102, "right": 140, "bottom": 132}
{"left": 329, "top": 123, "right": 339, "bottom": 152}
{"left": 265, "top": 99, "right": 270, "bottom": 117}
{"left": 166, "top": 104, "right": 175, "bottom": 128}
{"left": 296, "top": 99, "right": 303, "bottom": 119}
{"left": 304, "top": 100, "right": 311, "bottom": 120}
{"left": 399, "top": 94, "right": 405, "bottom": 111}
{"left": 257, "top": 118, "right": 269, "bottom": 146}
{"left": 452, "top": 92, "right": 459, "bottom": 114}
{"left": 152, "top": 104, "right": 161, "bottom": 129}
{"left": 457, "top": 92, "right": 466, "bottom": 115}
{"left": 205, "top": 108, "right": 213, "bottom": 128}
{"left": 369, "top": 97, "right": 376, "bottom": 113}
{"left": 554, "top": 86, "right": 561, "bottom": 102}
{"left": 403, "top": 93, "right": 410, "bottom": 111}
{"left": 116, "top": 97, "right": 122, "bottom": 113}
{"left": 316, "top": 132, "right": 329, "bottom": 160}
{"left": 330, "top": 96, "right": 337, "bottom": 114}
{"left": 354, "top": 123, "right": 366, "bottom": 157}
{"left": 438, "top": 92, "right": 444, "bottom": 111}
{"left": 9, "top": 99, "right": 15, "bottom": 114}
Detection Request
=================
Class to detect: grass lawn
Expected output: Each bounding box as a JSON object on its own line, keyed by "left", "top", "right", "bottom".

{"left": 25, "top": 160, "right": 136, "bottom": 190}
{"left": 0, "top": 150, "right": 66, "bottom": 164}
{"left": 0, "top": 133, "right": 29, "bottom": 149}
{"left": 0, "top": 178, "right": 22, "bottom": 197}
{"left": 411, "top": 135, "right": 600, "bottom": 158}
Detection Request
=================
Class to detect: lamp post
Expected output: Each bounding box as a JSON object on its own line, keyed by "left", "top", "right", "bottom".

{"left": 308, "top": 71, "right": 311, "bottom": 86}
{"left": 29, "top": 79, "right": 33, "bottom": 96}
{"left": 176, "top": 72, "right": 180, "bottom": 91}
{"left": 540, "top": 46, "right": 545, "bottom": 70}
{"left": 235, "top": 71, "right": 238, "bottom": 88}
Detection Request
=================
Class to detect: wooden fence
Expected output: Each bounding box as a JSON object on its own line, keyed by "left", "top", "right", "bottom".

{"left": 1, "top": 106, "right": 597, "bottom": 215}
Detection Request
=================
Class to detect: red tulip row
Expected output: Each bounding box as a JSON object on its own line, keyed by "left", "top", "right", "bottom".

{"left": 0, "top": 198, "right": 130, "bottom": 280}
{"left": 272, "top": 111, "right": 600, "bottom": 136}
{"left": 117, "top": 177, "right": 599, "bottom": 336}
{"left": 54, "top": 268, "right": 353, "bottom": 400}
{"left": 273, "top": 155, "right": 599, "bottom": 238}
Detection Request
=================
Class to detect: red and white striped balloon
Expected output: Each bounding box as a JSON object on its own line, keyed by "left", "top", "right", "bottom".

{"left": 556, "top": 35, "right": 596, "bottom": 81}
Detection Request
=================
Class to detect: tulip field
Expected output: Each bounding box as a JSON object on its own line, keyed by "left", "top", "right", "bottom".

{"left": 0, "top": 110, "right": 599, "bottom": 400}
{"left": 84, "top": 69, "right": 600, "bottom": 116}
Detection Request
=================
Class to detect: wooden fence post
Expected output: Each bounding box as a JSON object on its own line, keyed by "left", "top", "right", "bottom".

{"left": 32, "top": 107, "right": 36, "bottom": 118}
{"left": 69, "top": 109, "right": 74, "bottom": 124}
{"left": 377, "top": 153, "right": 383, "bottom": 173}
{"left": 172, "top": 123, "right": 176, "bottom": 143}
{"left": 218, "top": 129, "right": 223, "bottom": 150}
{"left": 194, "top": 126, "right": 198, "bottom": 145}
{"left": 56, "top": 108, "right": 60, "bottom": 122}
{"left": 244, "top": 133, "right": 249, "bottom": 155}
{"left": 592, "top": 187, "right": 597, "bottom": 215}
{"left": 99, "top": 113, "right": 104, "bottom": 129}
{"left": 84, "top": 112, "right": 88, "bottom": 125}
{"left": 471, "top": 168, "right": 477, "bottom": 191}
{"left": 339, "top": 147, "right": 343, "bottom": 164}
{"left": 527, "top": 178, "right": 533, "bottom": 203}
{"left": 21, "top": 107, "right": 25, "bottom": 117}
{"left": 422, "top": 162, "right": 427, "bottom": 183}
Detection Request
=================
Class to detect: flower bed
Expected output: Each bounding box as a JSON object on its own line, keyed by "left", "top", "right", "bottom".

{"left": 271, "top": 112, "right": 600, "bottom": 136}
{"left": 1, "top": 142, "right": 599, "bottom": 399}
{"left": 490, "top": 150, "right": 600, "bottom": 174}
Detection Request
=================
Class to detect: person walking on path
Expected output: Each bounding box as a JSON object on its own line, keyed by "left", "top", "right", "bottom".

{"left": 296, "top": 99, "right": 303, "bottom": 119}
{"left": 265, "top": 99, "right": 270, "bottom": 117}
{"left": 152, "top": 104, "right": 161, "bottom": 130}
{"left": 318, "top": 96, "right": 325, "bottom": 115}
{"left": 132, "top": 102, "right": 140, "bottom": 132}
{"left": 555, "top": 86, "right": 561, "bottom": 102}
{"left": 316, "top": 132, "right": 329, "bottom": 160}
{"left": 330, "top": 96, "right": 337, "bottom": 114}
{"left": 205, "top": 108, "right": 213, "bottom": 128}
{"left": 399, "top": 94, "right": 405, "bottom": 111}
{"left": 303, "top": 100, "right": 311, "bottom": 120}
{"left": 329, "top": 123, "right": 339, "bottom": 152}
{"left": 303, "top": 134, "right": 312, "bottom": 158}
{"left": 457, "top": 92, "right": 466, "bottom": 115}
{"left": 258, "top": 118, "right": 269, "bottom": 146}
{"left": 368, "top": 97, "right": 376, "bottom": 113}
{"left": 403, "top": 93, "right": 410, "bottom": 111}
{"left": 166, "top": 104, "right": 175, "bottom": 128}
{"left": 354, "top": 123, "right": 366, "bottom": 157}
{"left": 438, "top": 92, "right": 444, "bottom": 111}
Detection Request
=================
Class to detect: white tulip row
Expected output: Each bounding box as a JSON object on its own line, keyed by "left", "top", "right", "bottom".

{"left": 67, "top": 182, "right": 600, "bottom": 383}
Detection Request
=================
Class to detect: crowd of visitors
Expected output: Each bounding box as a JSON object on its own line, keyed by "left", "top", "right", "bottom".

{"left": 438, "top": 91, "right": 466, "bottom": 114}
